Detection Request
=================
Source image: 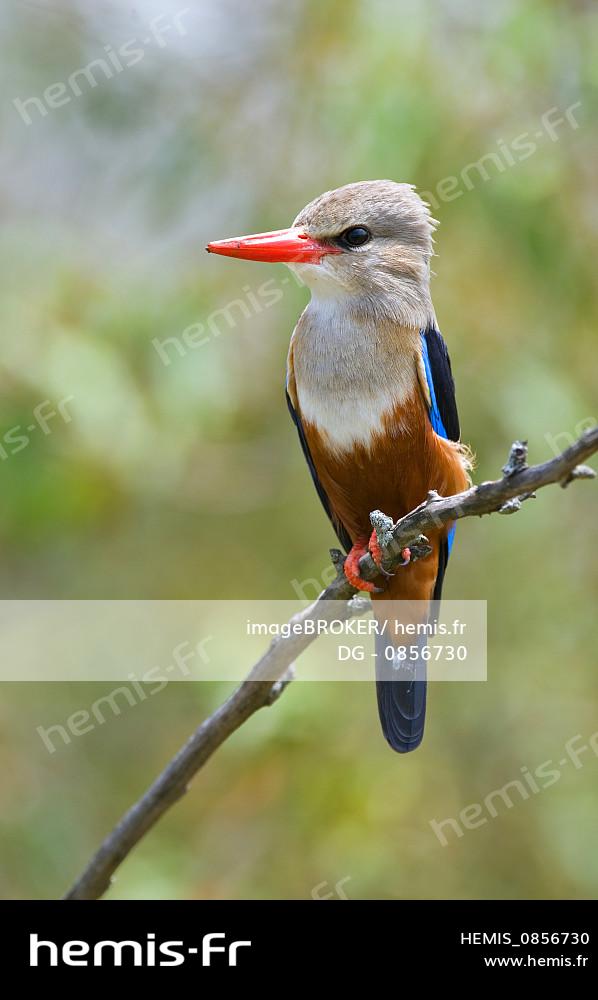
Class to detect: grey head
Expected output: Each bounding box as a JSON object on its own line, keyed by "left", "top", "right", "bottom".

{"left": 291, "top": 179, "right": 437, "bottom": 328}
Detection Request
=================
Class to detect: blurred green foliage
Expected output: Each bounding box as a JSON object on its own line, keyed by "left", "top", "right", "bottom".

{"left": 0, "top": 0, "right": 597, "bottom": 899}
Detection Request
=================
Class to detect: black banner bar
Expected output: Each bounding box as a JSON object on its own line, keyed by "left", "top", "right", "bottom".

{"left": 3, "top": 900, "right": 596, "bottom": 979}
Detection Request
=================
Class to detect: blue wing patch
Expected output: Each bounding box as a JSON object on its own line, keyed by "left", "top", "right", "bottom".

{"left": 420, "top": 327, "right": 462, "bottom": 555}
{"left": 420, "top": 331, "right": 448, "bottom": 439}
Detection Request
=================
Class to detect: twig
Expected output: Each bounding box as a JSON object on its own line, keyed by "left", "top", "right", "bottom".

{"left": 63, "top": 426, "right": 597, "bottom": 899}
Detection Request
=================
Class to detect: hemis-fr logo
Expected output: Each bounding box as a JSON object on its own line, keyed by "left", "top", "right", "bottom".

{"left": 30, "top": 932, "right": 252, "bottom": 967}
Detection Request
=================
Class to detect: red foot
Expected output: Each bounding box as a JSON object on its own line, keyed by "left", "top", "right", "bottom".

{"left": 344, "top": 539, "right": 380, "bottom": 593}
{"left": 368, "top": 529, "right": 394, "bottom": 578}
{"left": 368, "top": 529, "right": 385, "bottom": 569}
{"left": 344, "top": 537, "right": 412, "bottom": 593}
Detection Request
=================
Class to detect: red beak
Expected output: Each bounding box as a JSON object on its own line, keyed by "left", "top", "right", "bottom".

{"left": 206, "top": 227, "right": 341, "bottom": 264}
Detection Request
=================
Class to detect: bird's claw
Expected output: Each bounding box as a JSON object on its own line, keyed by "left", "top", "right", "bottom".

{"left": 343, "top": 539, "right": 379, "bottom": 593}
{"left": 343, "top": 534, "right": 411, "bottom": 593}
{"left": 370, "top": 530, "right": 410, "bottom": 572}
{"left": 368, "top": 529, "right": 394, "bottom": 578}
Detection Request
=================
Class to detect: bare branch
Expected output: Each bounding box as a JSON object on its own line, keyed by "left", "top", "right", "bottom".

{"left": 63, "top": 426, "right": 598, "bottom": 900}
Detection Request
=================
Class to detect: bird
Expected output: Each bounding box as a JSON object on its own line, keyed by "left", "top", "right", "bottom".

{"left": 207, "top": 180, "right": 471, "bottom": 753}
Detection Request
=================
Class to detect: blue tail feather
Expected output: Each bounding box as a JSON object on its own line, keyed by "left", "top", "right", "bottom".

{"left": 375, "top": 632, "right": 427, "bottom": 754}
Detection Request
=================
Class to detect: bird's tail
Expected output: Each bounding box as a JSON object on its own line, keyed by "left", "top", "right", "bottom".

{"left": 374, "top": 626, "right": 427, "bottom": 754}
{"left": 372, "top": 541, "right": 448, "bottom": 753}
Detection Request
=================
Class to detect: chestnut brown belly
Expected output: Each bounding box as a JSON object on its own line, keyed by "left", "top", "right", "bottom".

{"left": 302, "top": 405, "right": 468, "bottom": 544}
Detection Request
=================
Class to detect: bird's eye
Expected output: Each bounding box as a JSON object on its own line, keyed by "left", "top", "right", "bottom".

{"left": 340, "top": 226, "right": 371, "bottom": 248}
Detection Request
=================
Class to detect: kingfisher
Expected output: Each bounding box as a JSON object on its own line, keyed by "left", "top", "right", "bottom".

{"left": 207, "top": 180, "right": 471, "bottom": 753}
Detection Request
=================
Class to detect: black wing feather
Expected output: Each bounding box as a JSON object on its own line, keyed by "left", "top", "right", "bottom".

{"left": 286, "top": 388, "right": 352, "bottom": 553}
{"left": 422, "top": 325, "right": 460, "bottom": 442}
{"left": 421, "top": 324, "right": 462, "bottom": 601}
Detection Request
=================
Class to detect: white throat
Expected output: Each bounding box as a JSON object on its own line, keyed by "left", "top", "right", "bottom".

{"left": 289, "top": 289, "right": 425, "bottom": 453}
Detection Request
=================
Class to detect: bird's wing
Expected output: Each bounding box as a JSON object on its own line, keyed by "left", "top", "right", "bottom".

{"left": 419, "top": 325, "right": 462, "bottom": 597}
{"left": 286, "top": 349, "right": 352, "bottom": 553}
{"left": 419, "top": 325, "right": 460, "bottom": 442}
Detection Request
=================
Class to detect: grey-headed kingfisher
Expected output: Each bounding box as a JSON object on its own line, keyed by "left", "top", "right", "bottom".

{"left": 208, "top": 180, "right": 471, "bottom": 753}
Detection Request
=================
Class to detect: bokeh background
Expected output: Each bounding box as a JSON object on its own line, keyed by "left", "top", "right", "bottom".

{"left": 1, "top": 0, "right": 597, "bottom": 899}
